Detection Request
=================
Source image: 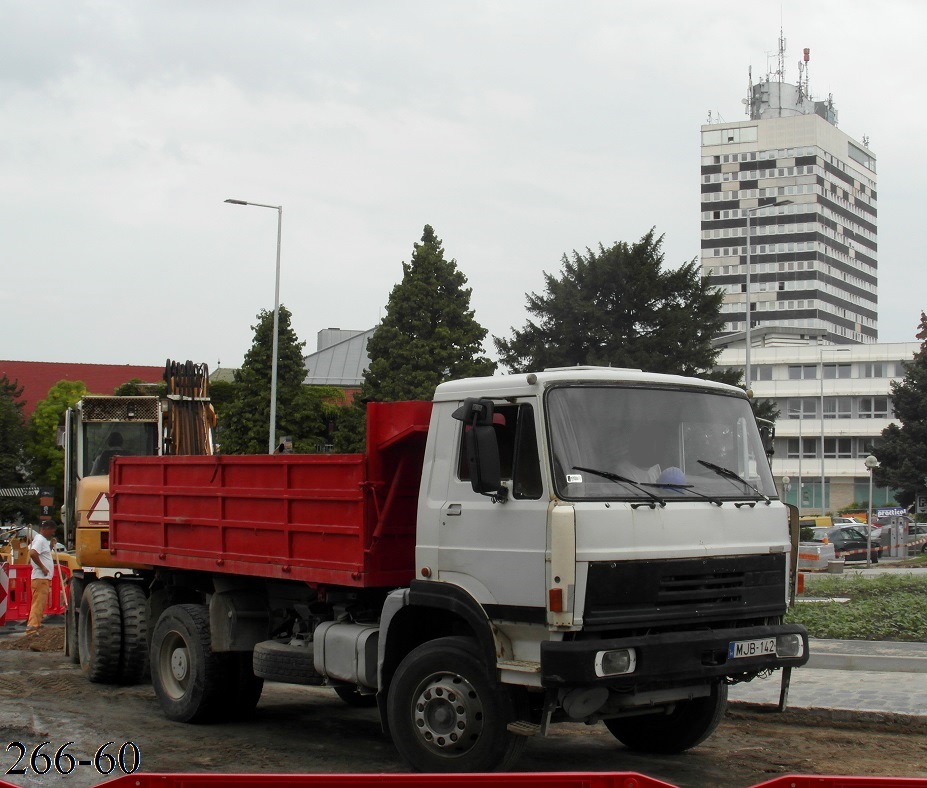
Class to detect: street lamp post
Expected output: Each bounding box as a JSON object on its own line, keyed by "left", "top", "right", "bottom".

{"left": 864, "top": 454, "right": 880, "bottom": 569}
{"left": 225, "top": 198, "right": 283, "bottom": 454}
{"left": 819, "top": 347, "right": 849, "bottom": 515}
{"left": 786, "top": 407, "right": 803, "bottom": 515}
{"left": 744, "top": 198, "right": 792, "bottom": 393}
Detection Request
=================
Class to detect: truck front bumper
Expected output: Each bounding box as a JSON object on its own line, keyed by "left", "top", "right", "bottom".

{"left": 539, "top": 623, "right": 809, "bottom": 686}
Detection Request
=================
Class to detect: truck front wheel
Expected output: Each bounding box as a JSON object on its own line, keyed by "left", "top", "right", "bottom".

{"left": 386, "top": 636, "right": 527, "bottom": 772}
{"left": 150, "top": 604, "right": 226, "bottom": 723}
{"left": 604, "top": 681, "right": 728, "bottom": 753}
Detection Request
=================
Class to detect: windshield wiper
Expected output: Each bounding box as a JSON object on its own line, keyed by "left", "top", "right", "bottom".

{"left": 572, "top": 466, "right": 666, "bottom": 508}
{"left": 697, "top": 460, "right": 771, "bottom": 505}
{"left": 642, "top": 482, "right": 724, "bottom": 507}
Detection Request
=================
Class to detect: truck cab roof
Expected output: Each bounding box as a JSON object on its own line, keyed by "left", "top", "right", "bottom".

{"left": 432, "top": 367, "right": 744, "bottom": 402}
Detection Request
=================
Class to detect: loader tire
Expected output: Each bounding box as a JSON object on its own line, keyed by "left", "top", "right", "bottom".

{"left": 117, "top": 583, "right": 149, "bottom": 685}
{"left": 64, "top": 576, "right": 85, "bottom": 665}
{"left": 78, "top": 582, "right": 123, "bottom": 684}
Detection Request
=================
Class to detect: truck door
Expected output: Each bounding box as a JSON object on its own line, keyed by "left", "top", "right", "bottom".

{"left": 437, "top": 401, "right": 548, "bottom": 616}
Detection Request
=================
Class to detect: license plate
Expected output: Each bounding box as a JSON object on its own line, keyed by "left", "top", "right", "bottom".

{"left": 728, "top": 637, "right": 776, "bottom": 659}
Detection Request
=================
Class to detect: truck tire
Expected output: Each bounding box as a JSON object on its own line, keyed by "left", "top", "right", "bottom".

{"left": 64, "top": 576, "right": 86, "bottom": 665}
{"left": 116, "top": 583, "right": 149, "bottom": 685}
{"left": 603, "top": 682, "right": 728, "bottom": 753}
{"left": 150, "top": 604, "right": 226, "bottom": 723}
{"left": 253, "top": 640, "right": 323, "bottom": 685}
{"left": 386, "top": 636, "right": 527, "bottom": 772}
{"left": 220, "top": 652, "right": 264, "bottom": 719}
{"left": 78, "top": 582, "right": 123, "bottom": 683}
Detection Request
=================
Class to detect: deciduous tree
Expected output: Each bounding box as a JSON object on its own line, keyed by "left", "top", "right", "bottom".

{"left": 0, "top": 375, "right": 32, "bottom": 523}
{"left": 26, "top": 379, "right": 88, "bottom": 505}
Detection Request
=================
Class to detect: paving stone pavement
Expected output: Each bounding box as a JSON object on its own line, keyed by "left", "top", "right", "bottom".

{"left": 728, "top": 638, "right": 927, "bottom": 721}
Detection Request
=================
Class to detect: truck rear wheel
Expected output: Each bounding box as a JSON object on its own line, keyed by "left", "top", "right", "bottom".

{"left": 116, "top": 583, "right": 149, "bottom": 685}
{"left": 150, "top": 604, "right": 226, "bottom": 723}
{"left": 386, "top": 636, "right": 527, "bottom": 772}
{"left": 78, "top": 582, "right": 123, "bottom": 683}
{"left": 604, "top": 682, "right": 728, "bottom": 753}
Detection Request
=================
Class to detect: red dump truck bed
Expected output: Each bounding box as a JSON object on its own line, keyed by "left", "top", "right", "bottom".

{"left": 108, "top": 401, "right": 433, "bottom": 588}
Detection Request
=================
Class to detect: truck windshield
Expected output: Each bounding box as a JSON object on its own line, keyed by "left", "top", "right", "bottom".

{"left": 546, "top": 384, "right": 777, "bottom": 502}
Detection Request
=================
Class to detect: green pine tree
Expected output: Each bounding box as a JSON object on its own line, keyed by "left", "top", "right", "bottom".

{"left": 363, "top": 225, "right": 496, "bottom": 400}
{"left": 873, "top": 311, "right": 927, "bottom": 508}
{"left": 333, "top": 225, "right": 496, "bottom": 452}
{"left": 220, "top": 305, "right": 333, "bottom": 454}
{"left": 494, "top": 229, "right": 726, "bottom": 376}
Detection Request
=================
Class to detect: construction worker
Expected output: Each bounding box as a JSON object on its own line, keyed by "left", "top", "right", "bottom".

{"left": 27, "top": 521, "right": 57, "bottom": 633}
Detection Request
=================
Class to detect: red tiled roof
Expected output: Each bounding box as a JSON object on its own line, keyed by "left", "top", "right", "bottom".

{"left": 0, "top": 360, "right": 166, "bottom": 419}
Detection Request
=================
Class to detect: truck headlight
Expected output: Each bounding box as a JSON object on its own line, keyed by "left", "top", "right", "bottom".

{"left": 594, "top": 648, "right": 637, "bottom": 677}
{"left": 776, "top": 634, "right": 804, "bottom": 658}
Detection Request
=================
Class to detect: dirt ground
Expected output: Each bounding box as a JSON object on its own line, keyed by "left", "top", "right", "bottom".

{"left": 1, "top": 628, "right": 926, "bottom": 788}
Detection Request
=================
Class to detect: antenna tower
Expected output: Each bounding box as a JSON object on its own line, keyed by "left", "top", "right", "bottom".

{"left": 776, "top": 27, "right": 787, "bottom": 83}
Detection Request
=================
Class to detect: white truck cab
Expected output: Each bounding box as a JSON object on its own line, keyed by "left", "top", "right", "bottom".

{"left": 401, "top": 367, "right": 805, "bottom": 762}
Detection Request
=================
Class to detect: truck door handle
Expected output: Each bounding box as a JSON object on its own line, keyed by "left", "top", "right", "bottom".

{"left": 446, "top": 504, "right": 462, "bottom": 516}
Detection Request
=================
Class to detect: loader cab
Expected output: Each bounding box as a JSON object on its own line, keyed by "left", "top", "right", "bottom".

{"left": 61, "top": 396, "right": 162, "bottom": 557}
{"left": 67, "top": 397, "right": 162, "bottom": 479}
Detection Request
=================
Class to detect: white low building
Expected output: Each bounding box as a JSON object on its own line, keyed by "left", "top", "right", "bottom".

{"left": 715, "top": 329, "right": 918, "bottom": 515}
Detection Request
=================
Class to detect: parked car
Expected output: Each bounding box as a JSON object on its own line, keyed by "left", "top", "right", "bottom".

{"left": 810, "top": 524, "right": 881, "bottom": 563}
{"left": 873, "top": 514, "right": 915, "bottom": 528}
{"left": 907, "top": 524, "right": 927, "bottom": 554}
{"left": 832, "top": 516, "right": 863, "bottom": 525}
{"left": 800, "top": 516, "right": 835, "bottom": 529}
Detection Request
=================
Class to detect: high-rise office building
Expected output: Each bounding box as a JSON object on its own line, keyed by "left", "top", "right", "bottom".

{"left": 699, "top": 38, "right": 878, "bottom": 348}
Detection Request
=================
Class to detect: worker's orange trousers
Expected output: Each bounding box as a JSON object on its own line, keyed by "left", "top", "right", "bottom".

{"left": 27, "top": 577, "right": 50, "bottom": 629}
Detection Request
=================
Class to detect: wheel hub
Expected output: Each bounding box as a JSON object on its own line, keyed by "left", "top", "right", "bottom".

{"left": 412, "top": 672, "right": 483, "bottom": 753}
{"left": 170, "top": 646, "right": 189, "bottom": 682}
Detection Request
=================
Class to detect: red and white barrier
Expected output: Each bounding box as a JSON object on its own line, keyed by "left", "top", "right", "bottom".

{"left": 0, "top": 561, "right": 7, "bottom": 626}
{"left": 0, "top": 562, "right": 70, "bottom": 624}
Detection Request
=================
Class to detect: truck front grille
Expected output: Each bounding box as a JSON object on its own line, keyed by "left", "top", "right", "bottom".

{"left": 583, "top": 554, "right": 786, "bottom": 631}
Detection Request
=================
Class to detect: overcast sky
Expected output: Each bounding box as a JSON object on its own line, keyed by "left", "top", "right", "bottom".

{"left": 3, "top": 1, "right": 924, "bottom": 372}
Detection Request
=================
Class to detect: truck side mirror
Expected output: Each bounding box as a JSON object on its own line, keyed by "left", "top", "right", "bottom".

{"left": 756, "top": 418, "right": 775, "bottom": 463}
{"left": 452, "top": 398, "right": 508, "bottom": 501}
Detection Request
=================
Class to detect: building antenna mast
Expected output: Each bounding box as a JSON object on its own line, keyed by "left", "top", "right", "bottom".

{"left": 799, "top": 47, "right": 811, "bottom": 102}
{"left": 776, "top": 27, "right": 787, "bottom": 84}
